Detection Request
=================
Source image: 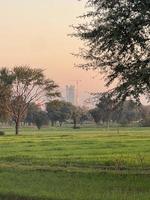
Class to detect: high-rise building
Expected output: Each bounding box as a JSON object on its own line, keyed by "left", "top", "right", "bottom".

{"left": 66, "top": 85, "right": 75, "bottom": 105}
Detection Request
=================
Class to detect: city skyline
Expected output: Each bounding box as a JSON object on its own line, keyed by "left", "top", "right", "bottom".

{"left": 66, "top": 85, "right": 76, "bottom": 105}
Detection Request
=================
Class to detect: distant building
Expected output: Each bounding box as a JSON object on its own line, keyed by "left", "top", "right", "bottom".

{"left": 66, "top": 85, "right": 75, "bottom": 105}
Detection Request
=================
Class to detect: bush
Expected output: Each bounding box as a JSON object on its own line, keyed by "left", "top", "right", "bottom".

{"left": 0, "top": 131, "right": 5, "bottom": 136}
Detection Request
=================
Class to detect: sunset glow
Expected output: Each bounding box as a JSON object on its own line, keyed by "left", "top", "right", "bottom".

{"left": 0, "top": 0, "right": 105, "bottom": 104}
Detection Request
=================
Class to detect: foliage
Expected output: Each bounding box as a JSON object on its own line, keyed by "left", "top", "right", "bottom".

{"left": 89, "top": 108, "right": 102, "bottom": 125}
{"left": 33, "top": 110, "right": 49, "bottom": 130}
{"left": 0, "top": 66, "right": 60, "bottom": 134}
{"left": 90, "top": 92, "right": 118, "bottom": 125}
{"left": 96, "top": 93, "right": 116, "bottom": 124}
{"left": 79, "top": 107, "right": 90, "bottom": 124}
{"left": 73, "top": 0, "right": 150, "bottom": 103}
{"left": 90, "top": 93, "right": 142, "bottom": 125}
{"left": 25, "top": 103, "right": 49, "bottom": 129}
{"left": 46, "top": 100, "right": 74, "bottom": 126}
{"left": 0, "top": 68, "right": 14, "bottom": 120}
{"left": 71, "top": 106, "right": 83, "bottom": 129}
{"left": 117, "top": 100, "right": 141, "bottom": 125}
{"left": 25, "top": 103, "right": 41, "bottom": 125}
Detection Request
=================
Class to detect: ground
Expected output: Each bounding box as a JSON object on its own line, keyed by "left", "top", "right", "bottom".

{"left": 0, "top": 127, "right": 150, "bottom": 200}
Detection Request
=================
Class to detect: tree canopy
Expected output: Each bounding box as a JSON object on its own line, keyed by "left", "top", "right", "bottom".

{"left": 33, "top": 110, "right": 49, "bottom": 130}
{"left": 46, "top": 100, "right": 74, "bottom": 126}
{"left": 73, "top": 0, "right": 150, "bottom": 103}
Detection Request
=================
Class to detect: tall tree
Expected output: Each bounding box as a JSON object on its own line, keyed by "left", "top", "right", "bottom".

{"left": 73, "top": 0, "right": 150, "bottom": 103}
{"left": 5, "top": 66, "right": 60, "bottom": 135}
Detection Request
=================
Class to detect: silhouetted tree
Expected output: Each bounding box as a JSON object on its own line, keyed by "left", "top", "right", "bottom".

{"left": 73, "top": 0, "right": 150, "bottom": 103}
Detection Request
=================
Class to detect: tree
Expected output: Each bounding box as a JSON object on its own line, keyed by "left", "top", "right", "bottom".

{"left": 4, "top": 66, "right": 59, "bottom": 135}
{"left": 25, "top": 103, "right": 41, "bottom": 125}
{"left": 71, "top": 106, "right": 82, "bottom": 129}
{"left": 79, "top": 107, "right": 90, "bottom": 125}
{"left": 91, "top": 93, "right": 142, "bottom": 126}
{"left": 73, "top": 0, "right": 150, "bottom": 103}
{"left": 25, "top": 103, "right": 49, "bottom": 129}
{"left": 57, "top": 101, "right": 74, "bottom": 126}
{"left": 46, "top": 100, "right": 74, "bottom": 126}
{"left": 89, "top": 108, "right": 102, "bottom": 125}
{"left": 116, "top": 100, "right": 141, "bottom": 125}
{"left": 96, "top": 93, "right": 116, "bottom": 126}
{"left": 90, "top": 92, "right": 118, "bottom": 127}
{"left": 33, "top": 110, "right": 49, "bottom": 130}
{"left": 46, "top": 100, "right": 62, "bottom": 126}
{"left": 140, "top": 105, "right": 150, "bottom": 127}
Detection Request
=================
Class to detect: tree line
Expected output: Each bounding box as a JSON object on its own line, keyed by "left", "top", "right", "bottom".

{"left": 0, "top": 66, "right": 90, "bottom": 134}
{"left": 0, "top": 67, "right": 150, "bottom": 136}
{"left": 0, "top": 0, "right": 149, "bottom": 134}
{"left": 90, "top": 93, "right": 150, "bottom": 127}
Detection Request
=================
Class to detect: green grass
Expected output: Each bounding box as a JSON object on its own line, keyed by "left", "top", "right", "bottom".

{"left": 0, "top": 127, "right": 150, "bottom": 200}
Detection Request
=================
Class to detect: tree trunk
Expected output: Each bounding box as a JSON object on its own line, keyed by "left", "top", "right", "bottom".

{"left": 15, "top": 119, "right": 20, "bottom": 135}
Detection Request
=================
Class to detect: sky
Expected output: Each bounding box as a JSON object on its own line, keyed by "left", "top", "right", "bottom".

{"left": 0, "top": 0, "right": 106, "bottom": 105}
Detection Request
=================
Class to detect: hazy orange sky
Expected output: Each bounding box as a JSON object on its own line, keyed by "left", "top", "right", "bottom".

{"left": 0, "top": 0, "right": 107, "bottom": 104}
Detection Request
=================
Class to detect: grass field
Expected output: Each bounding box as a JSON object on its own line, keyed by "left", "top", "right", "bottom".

{"left": 0, "top": 127, "right": 150, "bottom": 200}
